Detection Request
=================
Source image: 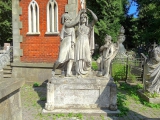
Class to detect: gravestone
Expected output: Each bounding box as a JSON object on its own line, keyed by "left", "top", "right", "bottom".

{"left": 43, "top": 4, "right": 119, "bottom": 115}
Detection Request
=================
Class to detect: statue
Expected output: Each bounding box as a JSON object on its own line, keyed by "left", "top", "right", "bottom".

{"left": 65, "top": 9, "right": 98, "bottom": 76}
{"left": 52, "top": 13, "right": 75, "bottom": 77}
{"left": 45, "top": 7, "right": 118, "bottom": 112}
{"left": 145, "top": 45, "right": 160, "bottom": 94}
{"left": 96, "top": 35, "right": 119, "bottom": 79}
{"left": 80, "top": 0, "right": 86, "bottom": 9}
{"left": 116, "top": 26, "right": 127, "bottom": 57}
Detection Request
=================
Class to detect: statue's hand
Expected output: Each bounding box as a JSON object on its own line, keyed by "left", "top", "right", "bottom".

{"left": 87, "top": 8, "right": 92, "bottom": 12}
{"left": 91, "top": 50, "right": 94, "bottom": 55}
{"left": 104, "top": 44, "right": 108, "bottom": 48}
{"left": 71, "top": 42, "right": 74, "bottom": 48}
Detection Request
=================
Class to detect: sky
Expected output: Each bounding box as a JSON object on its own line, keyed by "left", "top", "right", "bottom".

{"left": 128, "top": 1, "right": 138, "bottom": 18}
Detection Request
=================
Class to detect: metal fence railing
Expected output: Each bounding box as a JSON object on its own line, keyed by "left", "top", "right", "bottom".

{"left": 0, "top": 46, "right": 13, "bottom": 70}
{"left": 111, "top": 56, "right": 145, "bottom": 82}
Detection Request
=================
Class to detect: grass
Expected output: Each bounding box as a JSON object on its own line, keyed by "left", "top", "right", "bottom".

{"left": 118, "top": 82, "right": 160, "bottom": 111}
{"left": 144, "top": 92, "right": 160, "bottom": 98}
{"left": 92, "top": 61, "right": 98, "bottom": 70}
{"left": 21, "top": 83, "right": 160, "bottom": 119}
{"left": 33, "top": 82, "right": 40, "bottom": 87}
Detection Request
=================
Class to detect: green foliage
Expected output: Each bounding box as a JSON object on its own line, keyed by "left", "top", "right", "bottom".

{"left": 74, "top": 113, "right": 83, "bottom": 120}
{"left": 136, "top": 0, "right": 160, "bottom": 45}
{"left": 87, "top": 0, "right": 127, "bottom": 47}
{"left": 56, "top": 113, "right": 65, "bottom": 118}
{"left": 144, "top": 92, "right": 160, "bottom": 98}
{"left": 100, "top": 115, "right": 105, "bottom": 120}
{"left": 67, "top": 113, "right": 73, "bottom": 118}
{"left": 33, "top": 82, "right": 40, "bottom": 87}
{"left": 112, "top": 63, "right": 126, "bottom": 81}
{"left": 0, "top": 0, "right": 12, "bottom": 46}
{"left": 40, "top": 96, "right": 46, "bottom": 101}
{"left": 142, "top": 101, "right": 160, "bottom": 109}
{"left": 92, "top": 61, "right": 98, "bottom": 70}
{"left": 117, "top": 92, "right": 129, "bottom": 116}
{"left": 119, "top": 82, "right": 160, "bottom": 109}
{"left": 124, "top": 0, "right": 160, "bottom": 47}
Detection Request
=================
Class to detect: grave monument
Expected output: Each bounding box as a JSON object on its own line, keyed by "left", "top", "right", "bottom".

{"left": 138, "top": 44, "right": 160, "bottom": 103}
{"left": 144, "top": 45, "right": 160, "bottom": 94}
{"left": 116, "top": 26, "right": 127, "bottom": 58}
{"left": 43, "top": 2, "right": 119, "bottom": 114}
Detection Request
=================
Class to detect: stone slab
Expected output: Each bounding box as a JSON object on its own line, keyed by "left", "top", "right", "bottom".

{"left": 42, "top": 109, "right": 120, "bottom": 116}
{"left": 138, "top": 89, "right": 160, "bottom": 104}
{"left": 0, "top": 78, "right": 25, "bottom": 99}
{"left": 45, "top": 76, "right": 117, "bottom": 111}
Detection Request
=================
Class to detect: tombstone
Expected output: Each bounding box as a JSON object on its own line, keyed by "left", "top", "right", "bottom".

{"left": 4, "top": 43, "right": 10, "bottom": 51}
{"left": 139, "top": 44, "right": 160, "bottom": 103}
{"left": 116, "top": 26, "right": 127, "bottom": 58}
{"left": 43, "top": 7, "right": 119, "bottom": 115}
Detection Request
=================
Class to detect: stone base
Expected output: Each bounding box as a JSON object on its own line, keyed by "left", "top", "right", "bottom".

{"left": 42, "top": 108, "right": 120, "bottom": 116}
{"left": 45, "top": 76, "right": 117, "bottom": 111}
{"left": 138, "top": 89, "right": 160, "bottom": 104}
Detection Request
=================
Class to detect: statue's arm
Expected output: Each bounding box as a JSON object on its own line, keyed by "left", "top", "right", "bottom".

{"left": 105, "top": 45, "right": 114, "bottom": 60}
{"left": 100, "top": 45, "right": 105, "bottom": 52}
{"left": 65, "top": 11, "right": 82, "bottom": 28}
{"left": 87, "top": 8, "right": 98, "bottom": 27}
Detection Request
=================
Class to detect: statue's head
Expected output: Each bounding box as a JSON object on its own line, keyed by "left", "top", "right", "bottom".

{"left": 119, "top": 26, "right": 125, "bottom": 34}
{"left": 80, "top": 12, "right": 88, "bottom": 25}
{"left": 104, "top": 34, "right": 112, "bottom": 43}
{"left": 153, "top": 46, "right": 160, "bottom": 62}
{"left": 61, "top": 13, "right": 72, "bottom": 24}
{"left": 118, "top": 35, "right": 125, "bottom": 43}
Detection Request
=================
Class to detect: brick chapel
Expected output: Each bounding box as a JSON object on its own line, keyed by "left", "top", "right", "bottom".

{"left": 11, "top": 0, "right": 82, "bottom": 83}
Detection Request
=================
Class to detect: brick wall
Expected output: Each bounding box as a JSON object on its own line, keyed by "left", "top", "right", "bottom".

{"left": 20, "top": 0, "right": 68, "bottom": 63}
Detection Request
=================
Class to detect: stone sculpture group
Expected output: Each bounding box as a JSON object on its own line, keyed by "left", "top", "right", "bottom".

{"left": 52, "top": 9, "right": 122, "bottom": 78}
{"left": 52, "top": 8, "right": 98, "bottom": 77}
{"left": 44, "top": 6, "right": 121, "bottom": 113}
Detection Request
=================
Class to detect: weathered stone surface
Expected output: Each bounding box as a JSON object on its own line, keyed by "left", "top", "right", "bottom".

{"left": 138, "top": 89, "right": 160, "bottom": 104}
{"left": 45, "top": 76, "right": 117, "bottom": 111}
{"left": 0, "top": 78, "right": 25, "bottom": 120}
{"left": 11, "top": 62, "right": 55, "bottom": 83}
{"left": 43, "top": 108, "right": 120, "bottom": 116}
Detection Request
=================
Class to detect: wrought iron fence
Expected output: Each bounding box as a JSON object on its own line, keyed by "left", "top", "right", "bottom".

{"left": 0, "top": 46, "right": 13, "bottom": 70}
{"left": 111, "top": 56, "right": 145, "bottom": 82}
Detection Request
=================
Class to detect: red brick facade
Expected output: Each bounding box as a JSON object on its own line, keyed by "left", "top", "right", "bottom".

{"left": 20, "top": 0, "right": 68, "bottom": 63}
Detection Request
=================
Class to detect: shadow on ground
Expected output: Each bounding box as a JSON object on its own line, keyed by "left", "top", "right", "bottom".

{"left": 33, "top": 80, "right": 48, "bottom": 108}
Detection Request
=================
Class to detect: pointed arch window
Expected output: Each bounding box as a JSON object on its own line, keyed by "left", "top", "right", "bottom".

{"left": 27, "top": 0, "right": 40, "bottom": 35}
{"left": 46, "top": 0, "right": 59, "bottom": 35}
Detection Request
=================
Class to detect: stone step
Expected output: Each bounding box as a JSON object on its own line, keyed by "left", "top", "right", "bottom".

{"left": 3, "top": 65, "right": 12, "bottom": 70}
{"left": 3, "top": 70, "right": 12, "bottom": 74}
{"left": 42, "top": 109, "right": 120, "bottom": 116}
{"left": 3, "top": 74, "right": 12, "bottom": 78}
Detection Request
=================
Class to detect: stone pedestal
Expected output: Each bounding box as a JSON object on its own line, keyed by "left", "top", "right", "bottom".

{"left": 44, "top": 76, "right": 118, "bottom": 114}
{"left": 0, "top": 78, "right": 25, "bottom": 120}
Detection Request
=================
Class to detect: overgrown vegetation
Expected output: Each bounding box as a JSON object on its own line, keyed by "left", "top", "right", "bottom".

{"left": 33, "top": 82, "right": 40, "bottom": 87}
{"left": 117, "top": 82, "right": 160, "bottom": 116}
{"left": 112, "top": 63, "right": 126, "bottom": 81}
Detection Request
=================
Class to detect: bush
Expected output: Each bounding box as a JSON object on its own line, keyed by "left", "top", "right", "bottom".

{"left": 33, "top": 82, "right": 40, "bottom": 87}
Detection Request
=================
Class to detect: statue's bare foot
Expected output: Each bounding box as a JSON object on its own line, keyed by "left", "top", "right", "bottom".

{"left": 103, "top": 74, "right": 110, "bottom": 79}
{"left": 66, "top": 74, "right": 73, "bottom": 77}
{"left": 97, "top": 71, "right": 103, "bottom": 77}
{"left": 52, "top": 71, "right": 55, "bottom": 76}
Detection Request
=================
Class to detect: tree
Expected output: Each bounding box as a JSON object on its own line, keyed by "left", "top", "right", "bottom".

{"left": 133, "top": 0, "right": 160, "bottom": 45}
{"left": 0, "top": 0, "right": 12, "bottom": 46}
{"left": 87, "top": 0, "right": 128, "bottom": 48}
